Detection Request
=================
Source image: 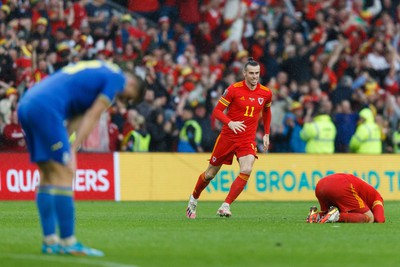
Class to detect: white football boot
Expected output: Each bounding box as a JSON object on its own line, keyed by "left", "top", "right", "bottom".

{"left": 318, "top": 206, "right": 340, "bottom": 223}
{"left": 186, "top": 195, "right": 198, "bottom": 219}
{"left": 217, "top": 202, "right": 232, "bottom": 217}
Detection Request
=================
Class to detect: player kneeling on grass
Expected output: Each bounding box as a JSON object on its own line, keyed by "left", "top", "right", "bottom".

{"left": 306, "top": 173, "right": 385, "bottom": 223}
{"left": 17, "top": 60, "right": 146, "bottom": 256}
{"left": 186, "top": 58, "right": 272, "bottom": 219}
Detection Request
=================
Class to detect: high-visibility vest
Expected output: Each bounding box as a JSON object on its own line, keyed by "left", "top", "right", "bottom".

{"left": 349, "top": 122, "right": 382, "bottom": 154}
{"left": 128, "top": 131, "right": 151, "bottom": 152}
{"left": 179, "top": 120, "right": 202, "bottom": 144}
{"left": 300, "top": 115, "right": 337, "bottom": 154}
{"left": 393, "top": 131, "right": 400, "bottom": 153}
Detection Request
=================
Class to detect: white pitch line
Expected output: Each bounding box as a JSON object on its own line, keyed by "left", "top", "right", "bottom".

{"left": 1, "top": 253, "right": 140, "bottom": 267}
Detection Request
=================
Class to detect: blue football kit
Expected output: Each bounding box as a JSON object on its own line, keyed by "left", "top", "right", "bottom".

{"left": 18, "top": 60, "right": 126, "bottom": 164}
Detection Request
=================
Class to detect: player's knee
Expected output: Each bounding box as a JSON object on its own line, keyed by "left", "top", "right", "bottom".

{"left": 204, "top": 171, "right": 216, "bottom": 181}
{"left": 52, "top": 162, "right": 75, "bottom": 184}
{"left": 65, "top": 165, "right": 74, "bottom": 177}
{"left": 205, "top": 165, "right": 221, "bottom": 181}
{"left": 239, "top": 167, "right": 252, "bottom": 175}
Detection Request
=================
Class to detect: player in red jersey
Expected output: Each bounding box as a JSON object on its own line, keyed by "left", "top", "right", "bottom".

{"left": 306, "top": 173, "right": 385, "bottom": 223}
{"left": 186, "top": 57, "right": 272, "bottom": 219}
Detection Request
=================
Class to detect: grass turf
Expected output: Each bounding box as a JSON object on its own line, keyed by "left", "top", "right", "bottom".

{"left": 0, "top": 201, "right": 399, "bottom": 267}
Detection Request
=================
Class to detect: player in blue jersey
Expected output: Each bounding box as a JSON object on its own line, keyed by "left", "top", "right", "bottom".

{"left": 17, "top": 60, "right": 146, "bottom": 257}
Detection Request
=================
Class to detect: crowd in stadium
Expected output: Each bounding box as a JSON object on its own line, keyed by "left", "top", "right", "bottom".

{"left": 1, "top": 0, "right": 400, "bottom": 154}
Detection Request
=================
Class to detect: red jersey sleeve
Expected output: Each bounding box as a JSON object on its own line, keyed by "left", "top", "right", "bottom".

{"left": 262, "top": 103, "right": 271, "bottom": 134}
{"left": 212, "top": 87, "right": 234, "bottom": 125}
{"left": 261, "top": 85, "right": 272, "bottom": 135}
{"left": 354, "top": 175, "right": 385, "bottom": 223}
{"left": 372, "top": 200, "right": 385, "bottom": 223}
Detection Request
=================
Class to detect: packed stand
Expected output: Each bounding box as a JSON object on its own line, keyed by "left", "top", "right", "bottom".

{"left": 0, "top": 0, "right": 400, "bottom": 154}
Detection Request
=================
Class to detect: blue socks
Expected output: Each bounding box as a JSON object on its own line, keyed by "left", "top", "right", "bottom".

{"left": 37, "top": 186, "right": 74, "bottom": 239}
{"left": 54, "top": 187, "right": 74, "bottom": 238}
{"left": 36, "top": 186, "right": 56, "bottom": 236}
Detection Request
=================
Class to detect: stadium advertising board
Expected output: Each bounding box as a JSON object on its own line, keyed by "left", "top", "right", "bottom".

{"left": 119, "top": 153, "right": 400, "bottom": 201}
{"left": 0, "top": 153, "right": 116, "bottom": 200}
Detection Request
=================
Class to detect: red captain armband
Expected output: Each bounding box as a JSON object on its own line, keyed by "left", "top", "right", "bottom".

{"left": 372, "top": 200, "right": 383, "bottom": 209}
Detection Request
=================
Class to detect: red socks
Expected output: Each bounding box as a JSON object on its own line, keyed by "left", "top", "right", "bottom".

{"left": 192, "top": 172, "right": 250, "bottom": 203}
{"left": 338, "top": 213, "right": 370, "bottom": 223}
{"left": 225, "top": 173, "right": 250, "bottom": 204}
{"left": 192, "top": 172, "right": 210, "bottom": 199}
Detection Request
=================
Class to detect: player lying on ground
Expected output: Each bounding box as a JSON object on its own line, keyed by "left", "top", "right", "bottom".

{"left": 306, "top": 173, "right": 385, "bottom": 223}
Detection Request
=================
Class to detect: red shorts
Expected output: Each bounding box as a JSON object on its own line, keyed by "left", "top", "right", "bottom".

{"left": 315, "top": 175, "right": 370, "bottom": 214}
{"left": 209, "top": 135, "right": 258, "bottom": 166}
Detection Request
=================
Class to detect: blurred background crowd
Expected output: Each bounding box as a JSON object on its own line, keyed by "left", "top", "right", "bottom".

{"left": 1, "top": 0, "right": 400, "bottom": 154}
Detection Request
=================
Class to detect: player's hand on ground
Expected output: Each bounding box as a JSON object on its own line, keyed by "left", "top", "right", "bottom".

{"left": 263, "top": 134, "right": 270, "bottom": 152}
{"left": 228, "top": 121, "right": 246, "bottom": 134}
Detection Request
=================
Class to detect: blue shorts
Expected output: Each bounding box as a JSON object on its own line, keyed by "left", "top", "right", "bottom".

{"left": 17, "top": 100, "right": 71, "bottom": 165}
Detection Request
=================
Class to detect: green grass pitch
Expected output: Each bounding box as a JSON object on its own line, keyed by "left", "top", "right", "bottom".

{"left": 0, "top": 201, "right": 399, "bottom": 267}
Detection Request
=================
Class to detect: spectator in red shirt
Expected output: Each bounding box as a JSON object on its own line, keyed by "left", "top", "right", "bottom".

{"left": 192, "top": 21, "right": 216, "bottom": 55}
{"left": 201, "top": 0, "right": 222, "bottom": 36}
{"left": 30, "top": 0, "right": 49, "bottom": 26}
{"left": 304, "top": 0, "right": 323, "bottom": 28}
{"left": 107, "top": 111, "right": 121, "bottom": 151}
{"left": 250, "top": 30, "right": 267, "bottom": 77}
{"left": 178, "top": 0, "right": 201, "bottom": 35}
{"left": 221, "top": 40, "right": 241, "bottom": 68}
{"left": 68, "top": 0, "right": 88, "bottom": 30}
{"left": 209, "top": 51, "right": 225, "bottom": 81}
{"left": 121, "top": 108, "right": 139, "bottom": 138}
{"left": 47, "top": 0, "right": 68, "bottom": 35}
{"left": 121, "top": 42, "right": 140, "bottom": 64}
{"left": 1, "top": 110, "right": 26, "bottom": 151}
{"left": 33, "top": 58, "right": 49, "bottom": 82}
{"left": 119, "top": 15, "right": 152, "bottom": 54}
{"left": 127, "top": 0, "right": 160, "bottom": 23}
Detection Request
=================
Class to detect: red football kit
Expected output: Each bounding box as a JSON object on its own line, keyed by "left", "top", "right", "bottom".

{"left": 316, "top": 173, "right": 385, "bottom": 223}
{"left": 210, "top": 81, "right": 272, "bottom": 166}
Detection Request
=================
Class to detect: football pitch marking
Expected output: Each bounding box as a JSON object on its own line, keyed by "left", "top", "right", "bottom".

{"left": 1, "top": 253, "right": 140, "bottom": 267}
